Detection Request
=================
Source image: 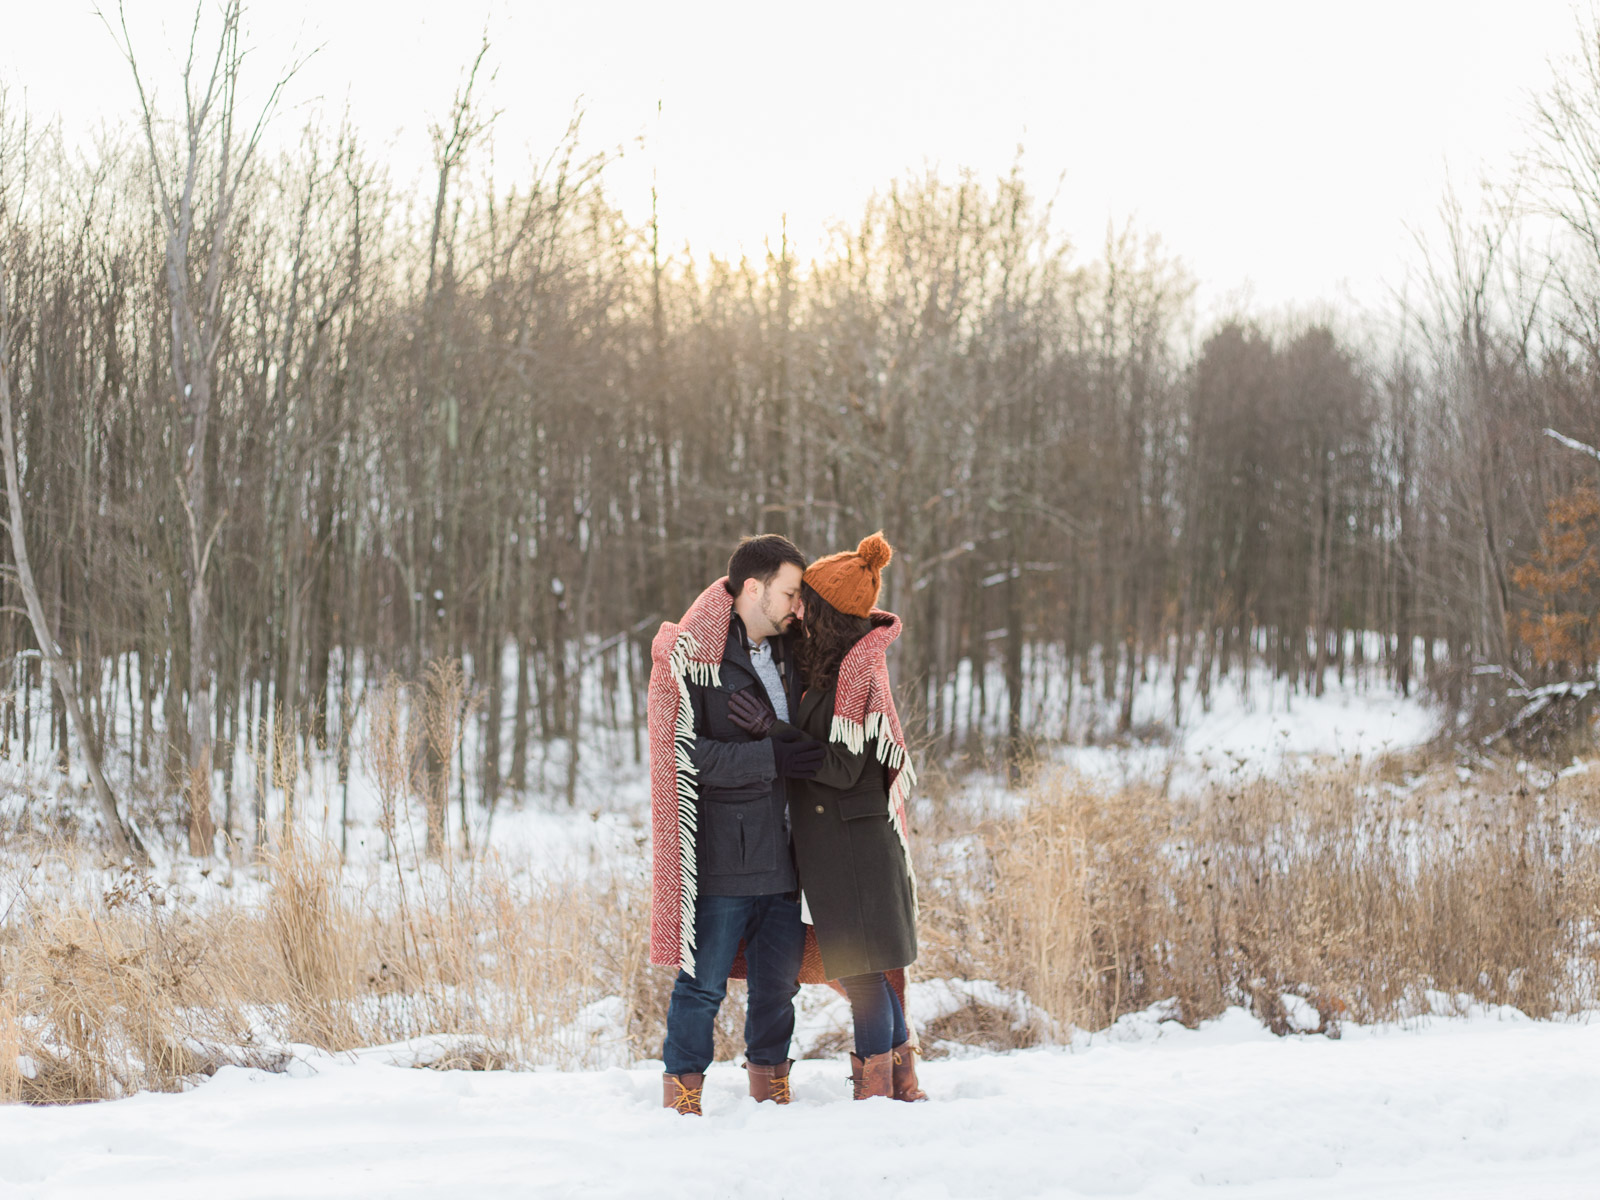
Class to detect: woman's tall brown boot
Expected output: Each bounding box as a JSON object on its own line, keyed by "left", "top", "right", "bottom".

{"left": 848, "top": 1051, "right": 893, "bottom": 1099}
{"left": 891, "top": 1040, "right": 927, "bottom": 1102}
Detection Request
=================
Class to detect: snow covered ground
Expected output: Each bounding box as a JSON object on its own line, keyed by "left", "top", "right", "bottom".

{"left": 3, "top": 1005, "right": 1595, "bottom": 1198}
{"left": 1054, "top": 669, "right": 1437, "bottom": 794}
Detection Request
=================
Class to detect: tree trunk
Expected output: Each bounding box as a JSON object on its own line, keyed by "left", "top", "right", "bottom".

{"left": 0, "top": 294, "right": 144, "bottom": 861}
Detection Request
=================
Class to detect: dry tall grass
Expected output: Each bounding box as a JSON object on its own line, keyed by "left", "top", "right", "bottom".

{"left": 7, "top": 738, "right": 1600, "bottom": 1104}
{"left": 0, "top": 834, "right": 666, "bottom": 1103}
{"left": 916, "top": 755, "right": 1600, "bottom": 1040}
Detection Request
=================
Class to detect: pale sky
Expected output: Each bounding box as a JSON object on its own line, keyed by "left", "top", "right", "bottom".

{"left": 1, "top": 1, "right": 1588, "bottom": 322}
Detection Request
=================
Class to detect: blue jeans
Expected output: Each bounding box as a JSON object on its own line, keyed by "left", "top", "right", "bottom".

{"left": 839, "top": 972, "right": 909, "bottom": 1057}
{"left": 662, "top": 893, "right": 804, "bottom": 1075}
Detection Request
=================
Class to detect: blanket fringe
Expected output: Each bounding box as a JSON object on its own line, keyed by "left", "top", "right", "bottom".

{"left": 829, "top": 712, "right": 916, "bottom": 777}
{"left": 667, "top": 631, "right": 720, "bottom": 977}
{"left": 828, "top": 714, "right": 865, "bottom": 755}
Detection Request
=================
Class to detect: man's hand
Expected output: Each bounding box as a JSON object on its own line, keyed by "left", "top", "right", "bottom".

{"left": 727, "top": 687, "right": 776, "bottom": 737}
{"left": 771, "top": 727, "right": 824, "bottom": 779}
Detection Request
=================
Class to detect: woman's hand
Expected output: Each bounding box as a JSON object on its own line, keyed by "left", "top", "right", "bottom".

{"left": 771, "top": 727, "right": 824, "bottom": 779}
{"left": 727, "top": 687, "right": 776, "bottom": 737}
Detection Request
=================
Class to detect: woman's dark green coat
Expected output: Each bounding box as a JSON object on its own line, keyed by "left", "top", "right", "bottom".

{"left": 783, "top": 681, "right": 917, "bottom": 980}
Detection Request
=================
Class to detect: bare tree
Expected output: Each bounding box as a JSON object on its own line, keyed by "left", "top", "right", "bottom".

{"left": 0, "top": 94, "right": 146, "bottom": 861}
{"left": 105, "top": 0, "right": 300, "bottom": 854}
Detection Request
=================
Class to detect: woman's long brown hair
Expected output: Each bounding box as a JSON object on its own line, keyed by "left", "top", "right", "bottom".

{"left": 797, "top": 583, "right": 873, "bottom": 694}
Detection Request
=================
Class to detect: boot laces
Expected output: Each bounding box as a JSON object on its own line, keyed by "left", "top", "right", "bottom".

{"left": 669, "top": 1080, "right": 703, "bottom": 1114}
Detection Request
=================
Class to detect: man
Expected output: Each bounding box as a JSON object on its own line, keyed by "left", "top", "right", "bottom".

{"left": 647, "top": 534, "right": 825, "bottom": 1115}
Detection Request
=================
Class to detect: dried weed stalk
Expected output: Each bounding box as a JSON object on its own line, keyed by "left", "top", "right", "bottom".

{"left": 917, "top": 756, "right": 1600, "bottom": 1042}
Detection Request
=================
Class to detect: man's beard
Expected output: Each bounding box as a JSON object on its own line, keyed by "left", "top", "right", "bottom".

{"left": 759, "top": 595, "right": 793, "bottom": 637}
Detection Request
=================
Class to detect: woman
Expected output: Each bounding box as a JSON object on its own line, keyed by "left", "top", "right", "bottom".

{"left": 727, "top": 531, "right": 925, "bottom": 1102}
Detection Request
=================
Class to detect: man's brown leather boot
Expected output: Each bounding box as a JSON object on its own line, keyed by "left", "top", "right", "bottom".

{"left": 848, "top": 1051, "right": 893, "bottom": 1099}
{"left": 663, "top": 1071, "right": 705, "bottom": 1116}
{"left": 745, "top": 1059, "right": 793, "bottom": 1104}
{"left": 890, "top": 1040, "right": 927, "bottom": 1102}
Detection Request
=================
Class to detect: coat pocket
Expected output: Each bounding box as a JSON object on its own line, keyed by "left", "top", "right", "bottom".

{"left": 835, "top": 791, "right": 890, "bottom": 822}
{"left": 701, "top": 795, "right": 778, "bottom": 874}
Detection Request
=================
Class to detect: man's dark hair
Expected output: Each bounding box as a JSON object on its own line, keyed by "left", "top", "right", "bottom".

{"left": 727, "top": 534, "right": 807, "bottom": 595}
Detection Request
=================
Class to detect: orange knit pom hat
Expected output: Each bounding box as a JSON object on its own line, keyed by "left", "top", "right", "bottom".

{"left": 804, "top": 531, "right": 893, "bottom": 618}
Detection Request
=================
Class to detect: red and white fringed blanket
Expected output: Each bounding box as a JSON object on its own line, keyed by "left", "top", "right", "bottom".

{"left": 828, "top": 609, "right": 918, "bottom": 913}
{"left": 648, "top": 579, "right": 734, "bottom": 975}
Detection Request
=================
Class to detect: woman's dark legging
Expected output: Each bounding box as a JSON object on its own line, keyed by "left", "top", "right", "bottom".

{"left": 839, "top": 971, "right": 909, "bottom": 1057}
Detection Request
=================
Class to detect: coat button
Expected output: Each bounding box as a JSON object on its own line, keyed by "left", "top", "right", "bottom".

{"left": 815, "top": 805, "right": 824, "bottom": 814}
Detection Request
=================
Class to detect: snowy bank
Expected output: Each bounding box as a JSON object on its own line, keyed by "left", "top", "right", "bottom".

{"left": 2, "top": 1007, "right": 1596, "bottom": 1198}
{"left": 1057, "top": 668, "right": 1437, "bottom": 793}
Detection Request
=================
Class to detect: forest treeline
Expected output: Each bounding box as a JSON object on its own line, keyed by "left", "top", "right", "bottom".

{"left": 7, "top": 5, "right": 1600, "bottom": 850}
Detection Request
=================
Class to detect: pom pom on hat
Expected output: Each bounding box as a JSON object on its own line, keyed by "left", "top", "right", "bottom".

{"left": 805, "top": 530, "right": 895, "bottom": 618}
{"left": 858, "top": 531, "right": 892, "bottom": 570}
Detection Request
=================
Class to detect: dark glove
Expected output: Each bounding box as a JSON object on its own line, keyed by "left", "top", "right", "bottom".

{"left": 727, "top": 687, "right": 776, "bottom": 737}
{"left": 771, "top": 727, "right": 825, "bottom": 779}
